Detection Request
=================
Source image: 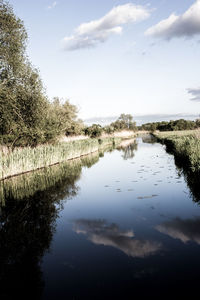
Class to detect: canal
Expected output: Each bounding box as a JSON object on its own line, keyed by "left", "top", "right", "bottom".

{"left": 1, "top": 136, "right": 200, "bottom": 299}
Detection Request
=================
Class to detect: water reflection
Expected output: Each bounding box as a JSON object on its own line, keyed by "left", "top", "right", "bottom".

{"left": 117, "top": 139, "right": 138, "bottom": 160}
{"left": 0, "top": 190, "right": 58, "bottom": 299}
{"left": 186, "top": 173, "right": 200, "bottom": 203}
{"left": 0, "top": 152, "right": 100, "bottom": 204}
{"left": 0, "top": 151, "right": 103, "bottom": 299}
{"left": 156, "top": 217, "right": 200, "bottom": 244}
{"left": 163, "top": 146, "right": 200, "bottom": 203}
{"left": 1, "top": 137, "right": 200, "bottom": 298}
{"left": 141, "top": 134, "right": 157, "bottom": 144}
{"left": 73, "top": 219, "right": 161, "bottom": 258}
{"left": 176, "top": 166, "right": 200, "bottom": 203}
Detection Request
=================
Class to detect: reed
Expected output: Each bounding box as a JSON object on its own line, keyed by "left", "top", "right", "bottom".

{"left": 0, "top": 151, "right": 101, "bottom": 205}
{"left": 0, "top": 137, "right": 121, "bottom": 180}
{"left": 154, "top": 130, "right": 200, "bottom": 172}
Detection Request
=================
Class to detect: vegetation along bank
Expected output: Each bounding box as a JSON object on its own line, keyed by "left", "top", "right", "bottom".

{"left": 153, "top": 130, "right": 200, "bottom": 173}
{"left": 0, "top": 137, "right": 125, "bottom": 181}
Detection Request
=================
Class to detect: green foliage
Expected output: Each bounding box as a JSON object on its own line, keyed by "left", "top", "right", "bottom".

{"left": 84, "top": 124, "right": 103, "bottom": 138}
{"left": 0, "top": 0, "right": 27, "bottom": 81}
{"left": 0, "top": 1, "right": 49, "bottom": 146}
{"left": 140, "top": 119, "right": 198, "bottom": 132}
{"left": 103, "top": 125, "right": 115, "bottom": 134}
{"left": 43, "top": 97, "right": 84, "bottom": 142}
{"left": 110, "top": 114, "right": 137, "bottom": 131}
{"left": 0, "top": 1, "right": 83, "bottom": 147}
{"left": 154, "top": 131, "right": 200, "bottom": 172}
{"left": 195, "top": 119, "right": 200, "bottom": 128}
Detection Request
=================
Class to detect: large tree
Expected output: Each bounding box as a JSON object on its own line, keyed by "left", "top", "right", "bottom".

{"left": 0, "top": 0, "right": 27, "bottom": 82}
{"left": 45, "top": 97, "right": 83, "bottom": 138}
{"left": 111, "top": 114, "right": 136, "bottom": 131}
{"left": 0, "top": 0, "right": 83, "bottom": 146}
{"left": 0, "top": 0, "right": 49, "bottom": 145}
{"left": 0, "top": 0, "right": 26, "bottom": 140}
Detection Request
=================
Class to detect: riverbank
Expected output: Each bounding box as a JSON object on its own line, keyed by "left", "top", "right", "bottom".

{"left": 0, "top": 136, "right": 126, "bottom": 181}
{"left": 0, "top": 151, "right": 103, "bottom": 205}
{"left": 59, "top": 130, "right": 137, "bottom": 142}
{"left": 153, "top": 129, "right": 200, "bottom": 172}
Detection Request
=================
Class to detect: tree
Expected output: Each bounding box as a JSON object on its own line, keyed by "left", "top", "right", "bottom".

{"left": 0, "top": 0, "right": 49, "bottom": 146}
{"left": 195, "top": 119, "right": 200, "bottom": 128}
{"left": 84, "top": 124, "right": 103, "bottom": 138}
{"left": 0, "top": 0, "right": 27, "bottom": 82}
{"left": 0, "top": 0, "right": 83, "bottom": 146}
{"left": 0, "top": 0, "right": 26, "bottom": 142}
{"left": 119, "top": 114, "right": 133, "bottom": 129}
{"left": 43, "top": 98, "right": 83, "bottom": 141}
{"left": 110, "top": 114, "right": 136, "bottom": 131}
{"left": 103, "top": 125, "right": 114, "bottom": 134}
{"left": 140, "top": 119, "right": 197, "bottom": 132}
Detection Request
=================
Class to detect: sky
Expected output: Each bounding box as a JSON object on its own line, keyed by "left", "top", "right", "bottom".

{"left": 8, "top": 0, "right": 200, "bottom": 119}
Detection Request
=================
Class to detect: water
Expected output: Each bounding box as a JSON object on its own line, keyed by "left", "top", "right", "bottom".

{"left": 1, "top": 136, "right": 200, "bottom": 299}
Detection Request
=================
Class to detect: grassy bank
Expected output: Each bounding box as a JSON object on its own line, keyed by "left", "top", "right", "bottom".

{"left": 0, "top": 151, "right": 102, "bottom": 205}
{"left": 0, "top": 137, "right": 122, "bottom": 180}
{"left": 153, "top": 129, "right": 200, "bottom": 172}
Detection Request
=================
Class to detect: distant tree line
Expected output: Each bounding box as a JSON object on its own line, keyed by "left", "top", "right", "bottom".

{"left": 0, "top": 0, "right": 83, "bottom": 146}
{"left": 139, "top": 119, "right": 200, "bottom": 132}
{"left": 84, "top": 114, "right": 137, "bottom": 138}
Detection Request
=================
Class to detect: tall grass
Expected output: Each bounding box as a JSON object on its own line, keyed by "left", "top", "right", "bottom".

{"left": 154, "top": 130, "right": 200, "bottom": 172}
{"left": 0, "top": 137, "right": 121, "bottom": 180}
{"left": 0, "top": 151, "right": 101, "bottom": 205}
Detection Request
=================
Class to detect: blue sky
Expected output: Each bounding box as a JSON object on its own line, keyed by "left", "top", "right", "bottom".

{"left": 9, "top": 0, "right": 200, "bottom": 119}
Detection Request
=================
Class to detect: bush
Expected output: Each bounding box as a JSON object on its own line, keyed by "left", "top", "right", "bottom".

{"left": 84, "top": 124, "right": 103, "bottom": 138}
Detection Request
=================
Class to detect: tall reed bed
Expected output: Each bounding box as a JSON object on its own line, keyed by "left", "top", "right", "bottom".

{"left": 0, "top": 137, "right": 121, "bottom": 180}
{"left": 154, "top": 131, "right": 200, "bottom": 172}
{"left": 0, "top": 151, "right": 101, "bottom": 205}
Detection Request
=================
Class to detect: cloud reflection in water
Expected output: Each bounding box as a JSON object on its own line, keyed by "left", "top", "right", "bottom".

{"left": 156, "top": 217, "right": 200, "bottom": 244}
{"left": 73, "top": 219, "right": 161, "bottom": 258}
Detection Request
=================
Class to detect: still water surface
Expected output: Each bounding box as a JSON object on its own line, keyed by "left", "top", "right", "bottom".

{"left": 1, "top": 136, "right": 200, "bottom": 299}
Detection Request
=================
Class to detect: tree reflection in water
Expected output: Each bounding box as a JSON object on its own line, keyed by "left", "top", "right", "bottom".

{"left": 141, "top": 134, "right": 157, "bottom": 144}
{"left": 117, "top": 139, "right": 138, "bottom": 160}
{"left": 150, "top": 133, "right": 200, "bottom": 204}
{"left": 0, "top": 152, "right": 100, "bottom": 299}
{"left": 164, "top": 146, "right": 200, "bottom": 203}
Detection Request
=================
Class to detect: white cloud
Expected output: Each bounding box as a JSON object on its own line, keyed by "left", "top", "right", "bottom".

{"left": 145, "top": 0, "right": 200, "bottom": 39}
{"left": 187, "top": 87, "right": 200, "bottom": 101}
{"left": 47, "top": 1, "right": 57, "bottom": 10}
{"left": 62, "top": 3, "right": 150, "bottom": 50}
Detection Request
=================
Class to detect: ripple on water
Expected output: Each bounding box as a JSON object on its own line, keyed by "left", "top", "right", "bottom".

{"left": 137, "top": 194, "right": 159, "bottom": 199}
